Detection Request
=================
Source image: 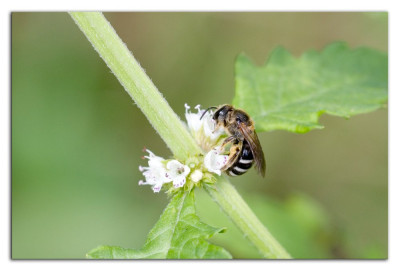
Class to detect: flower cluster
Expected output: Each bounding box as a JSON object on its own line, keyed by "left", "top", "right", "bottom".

{"left": 138, "top": 104, "right": 229, "bottom": 193}
{"left": 138, "top": 149, "right": 191, "bottom": 193}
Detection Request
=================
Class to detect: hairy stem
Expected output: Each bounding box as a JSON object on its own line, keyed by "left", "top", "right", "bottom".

{"left": 69, "top": 12, "right": 201, "bottom": 161}
{"left": 205, "top": 177, "right": 291, "bottom": 258}
{"left": 69, "top": 11, "right": 291, "bottom": 259}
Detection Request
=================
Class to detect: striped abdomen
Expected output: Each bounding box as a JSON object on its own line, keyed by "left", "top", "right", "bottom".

{"left": 227, "top": 140, "right": 254, "bottom": 177}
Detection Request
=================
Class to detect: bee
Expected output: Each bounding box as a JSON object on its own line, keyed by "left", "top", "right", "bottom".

{"left": 201, "top": 104, "right": 266, "bottom": 177}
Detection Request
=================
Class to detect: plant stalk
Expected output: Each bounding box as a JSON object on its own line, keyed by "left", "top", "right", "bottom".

{"left": 69, "top": 11, "right": 291, "bottom": 259}
{"left": 205, "top": 177, "right": 291, "bottom": 258}
{"left": 69, "top": 12, "right": 201, "bottom": 161}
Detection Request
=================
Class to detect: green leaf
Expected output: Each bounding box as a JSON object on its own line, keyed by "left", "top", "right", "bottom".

{"left": 87, "top": 190, "right": 232, "bottom": 259}
{"left": 233, "top": 42, "right": 388, "bottom": 133}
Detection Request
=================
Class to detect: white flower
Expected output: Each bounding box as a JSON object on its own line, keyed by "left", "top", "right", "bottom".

{"left": 184, "top": 104, "right": 225, "bottom": 152}
{"left": 138, "top": 149, "right": 170, "bottom": 193}
{"left": 204, "top": 147, "right": 229, "bottom": 176}
{"left": 138, "top": 149, "right": 191, "bottom": 192}
{"left": 166, "top": 160, "right": 190, "bottom": 188}
{"left": 190, "top": 169, "right": 203, "bottom": 183}
{"left": 185, "top": 104, "right": 203, "bottom": 132}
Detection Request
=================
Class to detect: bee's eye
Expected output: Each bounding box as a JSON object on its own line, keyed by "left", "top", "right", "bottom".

{"left": 236, "top": 116, "right": 241, "bottom": 123}
{"left": 219, "top": 110, "right": 224, "bottom": 116}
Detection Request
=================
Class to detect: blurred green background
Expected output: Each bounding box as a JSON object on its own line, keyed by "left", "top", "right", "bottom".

{"left": 12, "top": 12, "right": 388, "bottom": 259}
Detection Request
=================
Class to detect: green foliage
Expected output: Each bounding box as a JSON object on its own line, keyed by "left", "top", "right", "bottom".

{"left": 233, "top": 42, "right": 388, "bottom": 133}
{"left": 87, "top": 190, "right": 231, "bottom": 259}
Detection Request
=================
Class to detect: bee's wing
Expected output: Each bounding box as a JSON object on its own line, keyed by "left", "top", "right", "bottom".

{"left": 239, "top": 123, "right": 266, "bottom": 177}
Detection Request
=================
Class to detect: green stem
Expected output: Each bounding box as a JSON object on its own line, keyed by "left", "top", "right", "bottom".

{"left": 69, "top": 12, "right": 201, "bottom": 161}
{"left": 69, "top": 11, "right": 291, "bottom": 259}
{"left": 205, "top": 177, "right": 291, "bottom": 259}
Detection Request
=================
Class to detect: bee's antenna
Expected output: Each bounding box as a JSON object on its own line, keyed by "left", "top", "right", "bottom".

{"left": 200, "top": 106, "right": 217, "bottom": 120}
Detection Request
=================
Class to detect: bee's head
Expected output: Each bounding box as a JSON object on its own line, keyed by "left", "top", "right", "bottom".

{"left": 200, "top": 104, "right": 251, "bottom": 127}
{"left": 212, "top": 105, "right": 233, "bottom": 123}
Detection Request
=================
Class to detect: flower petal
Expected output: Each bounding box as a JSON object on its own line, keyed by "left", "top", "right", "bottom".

{"left": 138, "top": 149, "right": 170, "bottom": 192}
{"left": 204, "top": 147, "right": 229, "bottom": 175}
{"left": 166, "top": 160, "right": 190, "bottom": 188}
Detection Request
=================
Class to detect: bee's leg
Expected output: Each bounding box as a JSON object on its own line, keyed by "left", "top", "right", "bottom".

{"left": 221, "top": 140, "right": 243, "bottom": 171}
{"left": 218, "top": 136, "right": 236, "bottom": 152}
